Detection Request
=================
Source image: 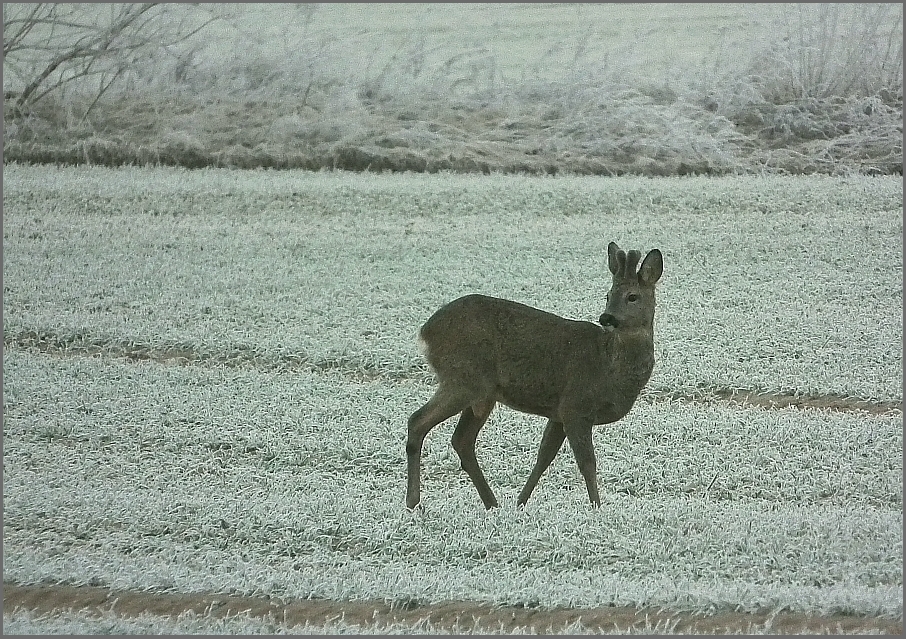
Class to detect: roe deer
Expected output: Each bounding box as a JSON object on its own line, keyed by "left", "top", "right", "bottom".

{"left": 406, "top": 241, "right": 663, "bottom": 509}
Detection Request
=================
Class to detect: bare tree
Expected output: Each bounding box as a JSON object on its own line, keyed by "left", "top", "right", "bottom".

{"left": 3, "top": 3, "right": 216, "bottom": 118}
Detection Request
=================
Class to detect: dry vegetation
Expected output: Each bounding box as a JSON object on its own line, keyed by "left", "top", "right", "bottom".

{"left": 3, "top": 3, "right": 902, "bottom": 175}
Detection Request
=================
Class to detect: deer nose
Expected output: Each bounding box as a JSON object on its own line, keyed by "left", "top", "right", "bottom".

{"left": 599, "top": 313, "right": 619, "bottom": 330}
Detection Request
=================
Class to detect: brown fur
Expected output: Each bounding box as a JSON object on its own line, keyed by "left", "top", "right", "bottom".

{"left": 406, "top": 242, "right": 663, "bottom": 509}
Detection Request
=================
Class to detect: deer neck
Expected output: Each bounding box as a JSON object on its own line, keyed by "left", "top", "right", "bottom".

{"left": 610, "top": 326, "right": 653, "bottom": 349}
{"left": 606, "top": 327, "right": 655, "bottom": 385}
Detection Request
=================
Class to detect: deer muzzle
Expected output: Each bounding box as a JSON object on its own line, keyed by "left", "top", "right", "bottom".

{"left": 598, "top": 312, "right": 619, "bottom": 332}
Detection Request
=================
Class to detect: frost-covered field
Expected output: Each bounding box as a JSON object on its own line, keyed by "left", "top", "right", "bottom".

{"left": 2, "top": 165, "right": 902, "bottom": 630}
{"left": 4, "top": 165, "right": 902, "bottom": 397}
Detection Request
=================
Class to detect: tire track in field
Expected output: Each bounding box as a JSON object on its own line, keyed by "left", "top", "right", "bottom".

{"left": 6, "top": 329, "right": 902, "bottom": 416}
{"left": 646, "top": 388, "right": 902, "bottom": 415}
{"left": 5, "top": 329, "right": 410, "bottom": 377}
{"left": 3, "top": 582, "right": 903, "bottom": 635}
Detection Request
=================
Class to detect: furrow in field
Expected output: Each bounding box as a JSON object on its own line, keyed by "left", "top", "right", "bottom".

{"left": 4, "top": 329, "right": 423, "bottom": 379}
{"left": 3, "top": 582, "right": 902, "bottom": 635}
{"left": 646, "top": 389, "right": 902, "bottom": 416}
{"left": 6, "top": 329, "right": 901, "bottom": 415}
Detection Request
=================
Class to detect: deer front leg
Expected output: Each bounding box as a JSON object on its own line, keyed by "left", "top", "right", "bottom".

{"left": 563, "top": 420, "right": 600, "bottom": 506}
{"left": 517, "top": 419, "right": 566, "bottom": 506}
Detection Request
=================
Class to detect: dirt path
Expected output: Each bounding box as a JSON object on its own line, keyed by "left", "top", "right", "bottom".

{"left": 3, "top": 582, "right": 902, "bottom": 634}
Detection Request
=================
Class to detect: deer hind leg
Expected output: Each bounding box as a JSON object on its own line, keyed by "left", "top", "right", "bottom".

{"left": 517, "top": 419, "right": 566, "bottom": 506}
{"left": 406, "top": 387, "right": 473, "bottom": 509}
{"left": 450, "top": 398, "right": 497, "bottom": 509}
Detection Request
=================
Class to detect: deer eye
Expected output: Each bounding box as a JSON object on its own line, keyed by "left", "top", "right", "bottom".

{"left": 627, "top": 293, "right": 639, "bottom": 302}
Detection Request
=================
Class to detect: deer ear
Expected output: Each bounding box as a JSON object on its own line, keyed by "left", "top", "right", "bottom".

{"left": 639, "top": 248, "right": 663, "bottom": 285}
{"left": 607, "top": 242, "right": 622, "bottom": 275}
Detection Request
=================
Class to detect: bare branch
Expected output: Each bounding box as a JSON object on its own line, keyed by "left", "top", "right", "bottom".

{"left": 4, "top": 3, "right": 217, "bottom": 117}
{"left": 3, "top": 4, "right": 54, "bottom": 57}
